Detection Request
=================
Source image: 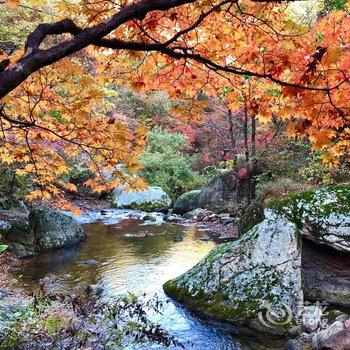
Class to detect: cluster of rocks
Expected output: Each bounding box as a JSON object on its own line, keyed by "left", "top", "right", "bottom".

{"left": 163, "top": 184, "right": 350, "bottom": 346}
{"left": 287, "top": 308, "right": 350, "bottom": 349}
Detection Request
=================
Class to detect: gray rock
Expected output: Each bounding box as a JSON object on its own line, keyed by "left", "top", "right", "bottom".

{"left": 29, "top": 209, "right": 87, "bottom": 251}
{"left": 183, "top": 208, "right": 207, "bottom": 220}
{"left": 321, "top": 329, "right": 350, "bottom": 349}
{"left": 312, "top": 321, "right": 344, "bottom": 349}
{"left": 172, "top": 235, "right": 183, "bottom": 243}
{"left": 0, "top": 299, "right": 29, "bottom": 338}
{"left": 112, "top": 185, "right": 171, "bottom": 212}
{"left": 302, "top": 240, "right": 350, "bottom": 308}
{"left": 285, "top": 339, "right": 304, "bottom": 350}
{"left": 173, "top": 190, "right": 201, "bottom": 215}
{"left": 164, "top": 210, "right": 303, "bottom": 335}
{"left": 86, "top": 284, "right": 104, "bottom": 296}
{"left": 82, "top": 259, "right": 98, "bottom": 266}
{"left": 166, "top": 214, "right": 183, "bottom": 223}
{"left": 302, "top": 306, "right": 322, "bottom": 333}
{"left": 197, "top": 170, "right": 250, "bottom": 213}
{"left": 9, "top": 242, "right": 37, "bottom": 258}
{"left": 0, "top": 197, "right": 28, "bottom": 214}
{"left": 335, "top": 314, "right": 349, "bottom": 323}
{"left": 270, "top": 184, "right": 350, "bottom": 253}
{"left": 142, "top": 214, "right": 157, "bottom": 222}
{"left": 8, "top": 267, "right": 21, "bottom": 275}
{"left": 6, "top": 221, "right": 34, "bottom": 246}
{"left": 0, "top": 220, "right": 11, "bottom": 236}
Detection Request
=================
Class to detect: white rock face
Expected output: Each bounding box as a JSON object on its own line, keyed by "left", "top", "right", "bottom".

{"left": 164, "top": 210, "right": 303, "bottom": 335}
{"left": 270, "top": 185, "right": 350, "bottom": 253}
{"left": 112, "top": 186, "right": 171, "bottom": 212}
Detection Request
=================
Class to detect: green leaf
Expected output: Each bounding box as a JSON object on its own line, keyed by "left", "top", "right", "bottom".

{"left": 0, "top": 244, "right": 9, "bottom": 253}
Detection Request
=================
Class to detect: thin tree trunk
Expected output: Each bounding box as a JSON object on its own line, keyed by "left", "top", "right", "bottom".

{"left": 228, "top": 108, "right": 238, "bottom": 173}
{"left": 250, "top": 114, "right": 257, "bottom": 200}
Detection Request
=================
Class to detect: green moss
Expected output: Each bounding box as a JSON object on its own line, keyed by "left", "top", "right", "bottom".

{"left": 268, "top": 183, "right": 350, "bottom": 232}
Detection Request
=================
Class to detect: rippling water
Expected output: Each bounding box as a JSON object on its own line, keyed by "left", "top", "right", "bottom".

{"left": 19, "top": 210, "right": 284, "bottom": 350}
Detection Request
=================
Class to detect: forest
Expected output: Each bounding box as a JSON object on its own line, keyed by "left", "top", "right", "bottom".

{"left": 0, "top": 0, "right": 350, "bottom": 349}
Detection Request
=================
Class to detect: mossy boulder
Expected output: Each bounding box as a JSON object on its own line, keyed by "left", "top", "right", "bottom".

{"left": 29, "top": 210, "right": 87, "bottom": 252}
{"left": 164, "top": 210, "right": 302, "bottom": 335}
{"left": 269, "top": 184, "right": 350, "bottom": 253}
{"left": 173, "top": 190, "right": 201, "bottom": 215}
{"left": 112, "top": 185, "right": 171, "bottom": 212}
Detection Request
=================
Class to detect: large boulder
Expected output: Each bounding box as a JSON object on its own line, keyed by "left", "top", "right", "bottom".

{"left": 5, "top": 210, "right": 87, "bottom": 258}
{"left": 269, "top": 184, "right": 350, "bottom": 253}
{"left": 112, "top": 185, "right": 171, "bottom": 212}
{"left": 173, "top": 190, "right": 201, "bottom": 215}
{"left": 29, "top": 210, "right": 87, "bottom": 251}
{"left": 5, "top": 221, "right": 37, "bottom": 258}
{"left": 163, "top": 210, "right": 303, "bottom": 335}
{"left": 197, "top": 170, "right": 250, "bottom": 213}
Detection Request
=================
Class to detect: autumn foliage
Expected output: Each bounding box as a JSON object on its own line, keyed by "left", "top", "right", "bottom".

{"left": 0, "top": 0, "right": 350, "bottom": 208}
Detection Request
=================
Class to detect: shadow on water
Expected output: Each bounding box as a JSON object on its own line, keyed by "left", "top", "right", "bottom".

{"left": 19, "top": 216, "right": 285, "bottom": 350}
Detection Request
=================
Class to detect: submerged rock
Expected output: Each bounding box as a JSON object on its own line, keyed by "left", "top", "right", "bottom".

{"left": 173, "top": 190, "right": 201, "bottom": 215}
{"left": 164, "top": 210, "right": 302, "bottom": 335}
{"left": 269, "top": 184, "right": 350, "bottom": 253}
{"left": 112, "top": 185, "right": 171, "bottom": 212}
{"left": 86, "top": 284, "right": 104, "bottom": 296}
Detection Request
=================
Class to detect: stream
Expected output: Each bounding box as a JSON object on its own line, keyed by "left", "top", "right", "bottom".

{"left": 18, "top": 209, "right": 284, "bottom": 350}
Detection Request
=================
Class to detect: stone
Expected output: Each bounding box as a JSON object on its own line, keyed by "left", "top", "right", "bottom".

{"left": 302, "top": 240, "right": 350, "bottom": 308}
{"left": 321, "top": 329, "right": 350, "bottom": 349}
{"left": 112, "top": 185, "right": 171, "bottom": 212}
{"left": 6, "top": 221, "right": 34, "bottom": 246}
{"left": 0, "top": 220, "right": 11, "bottom": 236}
{"left": 38, "top": 274, "right": 69, "bottom": 295}
{"left": 163, "top": 210, "right": 303, "bottom": 335}
{"left": 8, "top": 267, "right": 22, "bottom": 275}
{"left": 86, "top": 284, "right": 104, "bottom": 296}
{"left": 29, "top": 209, "right": 87, "bottom": 252}
{"left": 166, "top": 214, "right": 183, "bottom": 223}
{"left": 142, "top": 214, "right": 157, "bottom": 222}
{"left": 82, "top": 259, "right": 98, "bottom": 266}
{"left": 197, "top": 170, "right": 251, "bottom": 214}
{"left": 269, "top": 184, "right": 350, "bottom": 253}
{"left": 173, "top": 190, "right": 201, "bottom": 215}
{"left": 9, "top": 242, "right": 37, "bottom": 258}
{"left": 0, "top": 197, "right": 28, "bottom": 214}
{"left": 312, "top": 321, "right": 344, "bottom": 349}
{"left": 183, "top": 208, "right": 207, "bottom": 220}
{"left": 172, "top": 235, "right": 183, "bottom": 243}
{"left": 335, "top": 314, "right": 349, "bottom": 323}
{"left": 284, "top": 339, "right": 305, "bottom": 350}
{"left": 302, "top": 306, "right": 322, "bottom": 333}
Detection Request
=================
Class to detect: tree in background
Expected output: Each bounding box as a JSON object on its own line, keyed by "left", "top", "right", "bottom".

{"left": 0, "top": 0, "right": 350, "bottom": 208}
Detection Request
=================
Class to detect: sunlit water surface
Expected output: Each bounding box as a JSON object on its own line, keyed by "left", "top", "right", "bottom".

{"left": 19, "top": 210, "right": 284, "bottom": 350}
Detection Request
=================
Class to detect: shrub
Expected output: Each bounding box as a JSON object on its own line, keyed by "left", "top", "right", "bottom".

{"left": 140, "top": 128, "right": 204, "bottom": 200}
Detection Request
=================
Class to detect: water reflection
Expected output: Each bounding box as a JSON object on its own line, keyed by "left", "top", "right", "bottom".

{"left": 19, "top": 216, "right": 283, "bottom": 350}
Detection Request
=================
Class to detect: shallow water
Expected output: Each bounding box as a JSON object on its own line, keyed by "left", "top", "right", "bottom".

{"left": 19, "top": 210, "right": 284, "bottom": 350}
